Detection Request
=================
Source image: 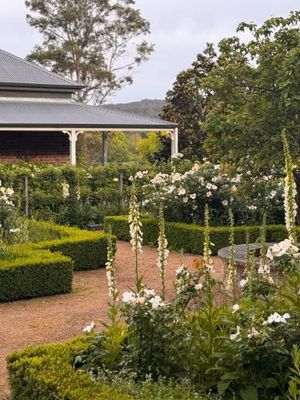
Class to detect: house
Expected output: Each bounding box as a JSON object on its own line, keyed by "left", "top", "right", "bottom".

{"left": 0, "top": 49, "right": 178, "bottom": 165}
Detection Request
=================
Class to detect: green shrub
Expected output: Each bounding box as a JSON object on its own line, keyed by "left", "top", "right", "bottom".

{"left": 104, "top": 216, "right": 291, "bottom": 255}
{"left": 30, "top": 221, "right": 111, "bottom": 271}
{"left": 7, "top": 338, "right": 210, "bottom": 400}
{"left": 0, "top": 246, "right": 73, "bottom": 302}
{"left": 0, "top": 221, "right": 112, "bottom": 302}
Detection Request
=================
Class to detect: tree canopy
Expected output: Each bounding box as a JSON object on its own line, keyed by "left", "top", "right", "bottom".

{"left": 162, "top": 11, "right": 300, "bottom": 171}
{"left": 160, "top": 44, "right": 216, "bottom": 159}
{"left": 202, "top": 11, "right": 300, "bottom": 172}
{"left": 25, "top": 0, "right": 154, "bottom": 104}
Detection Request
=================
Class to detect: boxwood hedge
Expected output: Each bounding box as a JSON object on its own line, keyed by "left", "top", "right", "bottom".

{"left": 29, "top": 221, "right": 110, "bottom": 271}
{"left": 104, "top": 216, "right": 291, "bottom": 255}
{"left": 0, "top": 247, "right": 73, "bottom": 302}
{"left": 0, "top": 221, "right": 112, "bottom": 302}
{"left": 7, "top": 338, "right": 210, "bottom": 400}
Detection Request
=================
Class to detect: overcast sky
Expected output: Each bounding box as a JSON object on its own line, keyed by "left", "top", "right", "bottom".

{"left": 0, "top": 0, "right": 299, "bottom": 103}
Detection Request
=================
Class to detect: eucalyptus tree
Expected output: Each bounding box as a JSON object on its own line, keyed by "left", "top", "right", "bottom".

{"left": 25, "top": 0, "right": 154, "bottom": 104}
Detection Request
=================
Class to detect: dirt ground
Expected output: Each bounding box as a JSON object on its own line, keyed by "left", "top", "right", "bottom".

{"left": 0, "top": 241, "right": 223, "bottom": 399}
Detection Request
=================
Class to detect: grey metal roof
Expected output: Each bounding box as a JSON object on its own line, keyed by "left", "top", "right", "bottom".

{"left": 0, "top": 49, "right": 83, "bottom": 90}
{"left": 0, "top": 100, "right": 177, "bottom": 129}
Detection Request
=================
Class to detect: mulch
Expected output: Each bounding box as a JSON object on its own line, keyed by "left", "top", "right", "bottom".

{"left": 0, "top": 241, "right": 224, "bottom": 399}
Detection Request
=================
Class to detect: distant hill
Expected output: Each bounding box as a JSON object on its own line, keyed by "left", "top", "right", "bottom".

{"left": 104, "top": 99, "right": 165, "bottom": 119}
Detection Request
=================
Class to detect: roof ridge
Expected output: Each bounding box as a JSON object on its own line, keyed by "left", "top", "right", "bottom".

{"left": 0, "top": 49, "right": 80, "bottom": 87}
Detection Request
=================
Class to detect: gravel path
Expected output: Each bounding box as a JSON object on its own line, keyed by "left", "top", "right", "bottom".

{"left": 0, "top": 241, "right": 223, "bottom": 399}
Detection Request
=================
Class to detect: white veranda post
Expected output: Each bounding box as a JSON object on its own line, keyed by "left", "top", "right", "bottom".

{"left": 64, "top": 130, "right": 81, "bottom": 165}
{"left": 170, "top": 128, "right": 179, "bottom": 156}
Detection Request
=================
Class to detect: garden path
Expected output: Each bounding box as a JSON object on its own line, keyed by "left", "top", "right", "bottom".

{"left": 0, "top": 241, "right": 223, "bottom": 399}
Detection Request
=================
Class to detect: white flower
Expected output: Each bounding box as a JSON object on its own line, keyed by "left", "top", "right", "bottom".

{"left": 149, "top": 295, "right": 165, "bottom": 309}
{"left": 151, "top": 173, "right": 168, "bottom": 185}
{"left": 190, "top": 193, "right": 197, "bottom": 200}
{"left": 9, "top": 228, "right": 20, "bottom": 233}
{"left": 232, "top": 304, "right": 240, "bottom": 313}
{"left": 178, "top": 188, "right": 186, "bottom": 196}
{"left": 266, "top": 239, "right": 299, "bottom": 262}
{"left": 62, "top": 183, "right": 70, "bottom": 199}
{"left": 171, "top": 173, "right": 182, "bottom": 182}
{"left": 222, "top": 200, "right": 228, "bottom": 207}
{"left": 194, "top": 283, "right": 203, "bottom": 291}
{"left": 232, "top": 174, "right": 242, "bottom": 183}
{"left": 144, "top": 288, "right": 156, "bottom": 297}
{"left": 265, "top": 312, "right": 290, "bottom": 325}
{"left": 239, "top": 278, "right": 248, "bottom": 288}
{"left": 230, "top": 326, "right": 241, "bottom": 341}
{"left": 128, "top": 190, "right": 143, "bottom": 254}
{"left": 206, "top": 191, "right": 212, "bottom": 197}
{"left": 83, "top": 321, "right": 95, "bottom": 333}
{"left": 5, "top": 188, "right": 14, "bottom": 196}
{"left": 258, "top": 264, "right": 271, "bottom": 275}
{"left": 175, "top": 265, "right": 185, "bottom": 276}
{"left": 171, "top": 152, "right": 183, "bottom": 159}
{"left": 113, "top": 177, "right": 119, "bottom": 182}
{"left": 183, "top": 197, "right": 188, "bottom": 203}
{"left": 122, "top": 291, "right": 136, "bottom": 304}
{"left": 247, "top": 327, "right": 260, "bottom": 339}
{"left": 135, "top": 171, "right": 144, "bottom": 179}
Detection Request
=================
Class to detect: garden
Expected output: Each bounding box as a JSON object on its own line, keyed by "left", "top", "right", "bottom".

{"left": 1, "top": 10, "right": 300, "bottom": 400}
{"left": 0, "top": 133, "right": 298, "bottom": 400}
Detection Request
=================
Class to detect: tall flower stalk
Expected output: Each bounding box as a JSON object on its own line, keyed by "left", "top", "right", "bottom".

{"left": 226, "top": 208, "right": 237, "bottom": 301}
{"left": 105, "top": 226, "right": 118, "bottom": 324}
{"left": 157, "top": 204, "right": 169, "bottom": 300}
{"left": 282, "top": 131, "right": 297, "bottom": 243}
{"left": 128, "top": 181, "right": 143, "bottom": 292}
{"left": 203, "top": 204, "right": 214, "bottom": 275}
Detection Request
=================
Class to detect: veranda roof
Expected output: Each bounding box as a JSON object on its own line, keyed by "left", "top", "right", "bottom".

{"left": 0, "top": 99, "right": 177, "bottom": 130}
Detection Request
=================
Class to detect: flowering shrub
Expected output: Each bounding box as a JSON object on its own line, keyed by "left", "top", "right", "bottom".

{"left": 0, "top": 159, "right": 287, "bottom": 227}
{"left": 132, "top": 159, "right": 284, "bottom": 225}
{"left": 0, "top": 181, "right": 28, "bottom": 249}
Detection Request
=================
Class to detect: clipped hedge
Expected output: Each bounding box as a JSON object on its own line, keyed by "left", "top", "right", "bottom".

{"left": 104, "top": 216, "right": 292, "bottom": 255}
{"left": 29, "top": 221, "right": 111, "bottom": 271}
{"left": 0, "top": 246, "right": 73, "bottom": 302}
{"left": 7, "top": 338, "right": 206, "bottom": 400}
{"left": 0, "top": 221, "right": 112, "bottom": 302}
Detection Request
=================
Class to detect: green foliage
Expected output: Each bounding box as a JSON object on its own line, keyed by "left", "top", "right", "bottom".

{"left": 160, "top": 44, "right": 216, "bottom": 159}
{"left": 104, "top": 215, "right": 292, "bottom": 255}
{"left": 25, "top": 0, "right": 154, "bottom": 104}
{"left": 0, "top": 162, "right": 150, "bottom": 227}
{"left": 136, "top": 131, "right": 163, "bottom": 161}
{"left": 288, "top": 345, "right": 300, "bottom": 400}
{"left": 203, "top": 11, "right": 300, "bottom": 172}
{"left": 0, "top": 246, "right": 73, "bottom": 302}
{"left": 7, "top": 338, "right": 212, "bottom": 400}
{"left": 78, "top": 131, "right": 136, "bottom": 165}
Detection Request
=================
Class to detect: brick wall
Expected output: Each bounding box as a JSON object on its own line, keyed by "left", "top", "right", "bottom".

{"left": 0, "top": 131, "right": 70, "bottom": 165}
